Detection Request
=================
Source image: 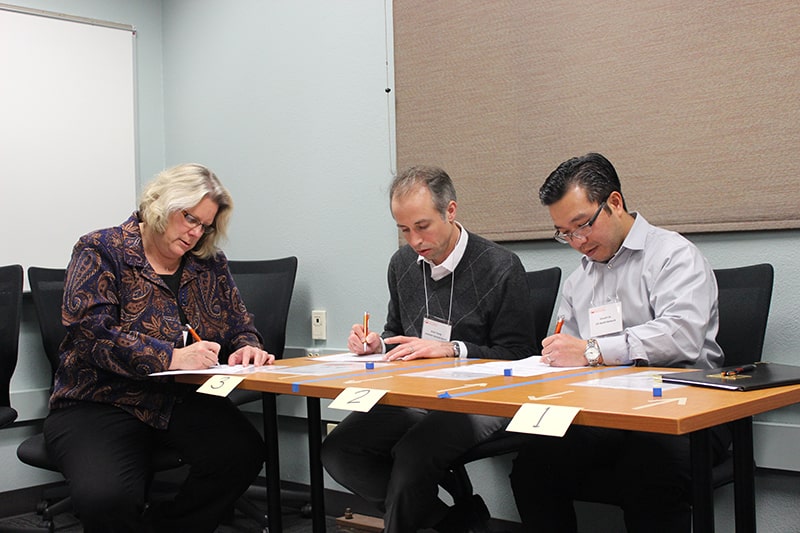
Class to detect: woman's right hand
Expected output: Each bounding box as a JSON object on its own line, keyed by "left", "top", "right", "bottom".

{"left": 169, "top": 341, "right": 221, "bottom": 370}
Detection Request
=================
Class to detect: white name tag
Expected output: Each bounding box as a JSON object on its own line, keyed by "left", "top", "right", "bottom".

{"left": 506, "top": 403, "right": 581, "bottom": 437}
{"left": 589, "top": 301, "right": 623, "bottom": 337}
{"left": 328, "top": 387, "right": 388, "bottom": 412}
{"left": 197, "top": 374, "right": 245, "bottom": 397}
{"left": 422, "top": 317, "right": 452, "bottom": 342}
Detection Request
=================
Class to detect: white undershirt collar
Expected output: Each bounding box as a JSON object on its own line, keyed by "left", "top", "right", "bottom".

{"left": 418, "top": 221, "right": 468, "bottom": 281}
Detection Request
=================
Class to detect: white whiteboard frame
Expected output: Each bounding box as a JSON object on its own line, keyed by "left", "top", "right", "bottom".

{"left": 0, "top": 4, "right": 137, "bottom": 289}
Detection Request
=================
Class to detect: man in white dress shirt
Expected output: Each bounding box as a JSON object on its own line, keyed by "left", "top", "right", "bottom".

{"left": 510, "top": 152, "right": 728, "bottom": 533}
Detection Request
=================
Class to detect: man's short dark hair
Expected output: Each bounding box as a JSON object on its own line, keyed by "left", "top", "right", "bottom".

{"left": 539, "top": 152, "right": 626, "bottom": 210}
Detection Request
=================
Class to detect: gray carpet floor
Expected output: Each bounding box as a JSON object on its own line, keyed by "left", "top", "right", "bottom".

{"left": 0, "top": 509, "right": 338, "bottom": 532}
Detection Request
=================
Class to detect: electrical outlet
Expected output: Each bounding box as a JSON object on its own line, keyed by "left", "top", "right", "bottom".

{"left": 311, "top": 310, "right": 327, "bottom": 340}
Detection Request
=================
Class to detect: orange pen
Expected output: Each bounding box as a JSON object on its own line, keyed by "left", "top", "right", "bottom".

{"left": 186, "top": 323, "right": 202, "bottom": 343}
{"left": 362, "top": 312, "right": 370, "bottom": 351}
{"left": 554, "top": 315, "right": 565, "bottom": 334}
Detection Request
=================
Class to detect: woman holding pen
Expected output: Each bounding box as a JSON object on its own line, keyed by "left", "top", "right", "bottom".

{"left": 43, "top": 164, "right": 273, "bottom": 533}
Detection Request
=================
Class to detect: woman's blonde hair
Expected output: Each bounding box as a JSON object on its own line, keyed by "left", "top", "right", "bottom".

{"left": 138, "top": 163, "right": 233, "bottom": 259}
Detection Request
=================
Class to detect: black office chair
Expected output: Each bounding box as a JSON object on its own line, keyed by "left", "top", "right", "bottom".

{"left": 714, "top": 263, "right": 774, "bottom": 368}
{"left": 569, "top": 264, "right": 775, "bottom": 518}
{"left": 700, "top": 263, "right": 774, "bottom": 485}
{"left": 15, "top": 267, "right": 184, "bottom": 533}
{"left": 0, "top": 265, "right": 23, "bottom": 429}
{"left": 227, "top": 257, "right": 300, "bottom": 531}
{"left": 439, "top": 266, "right": 562, "bottom": 531}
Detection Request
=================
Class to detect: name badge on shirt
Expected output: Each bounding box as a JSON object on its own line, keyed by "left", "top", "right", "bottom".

{"left": 422, "top": 317, "right": 452, "bottom": 342}
{"left": 589, "top": 301, "right": 623, "bottom": 337}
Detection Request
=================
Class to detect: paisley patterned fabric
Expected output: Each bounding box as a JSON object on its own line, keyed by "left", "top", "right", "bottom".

{"left": 49, "top": 213, "right": 262, "bottom": 429}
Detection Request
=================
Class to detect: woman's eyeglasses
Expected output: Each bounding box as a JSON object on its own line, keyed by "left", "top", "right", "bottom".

{"left": 181, "top": 210, "right": 216, "bottom": 235}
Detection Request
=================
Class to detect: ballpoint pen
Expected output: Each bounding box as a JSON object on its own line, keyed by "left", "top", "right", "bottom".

{"left": 186, "top": 323, "right": 222, "bottom": 367}
{"left": 186, "top": 323, "right": 202, "bottom": 343}
{"left": 362, "top": 312, "right": 370, "bottom": 351}
{"left": 554, "top": 315, "right": 565, "bottom": 334}
{"left": 723, "top": 363, "right": 758, "bottom": 377}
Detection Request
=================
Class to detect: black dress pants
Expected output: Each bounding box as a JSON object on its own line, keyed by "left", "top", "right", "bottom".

{"left": 510, "top": 425, "right": 729, "bottom": 533}
{"left": 43, "top": 393, "right": 264, "bottom": 533}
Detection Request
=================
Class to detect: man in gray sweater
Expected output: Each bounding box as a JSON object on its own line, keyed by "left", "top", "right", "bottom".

{"left": 321, "top": 165, "right": 537, "bottom": 533}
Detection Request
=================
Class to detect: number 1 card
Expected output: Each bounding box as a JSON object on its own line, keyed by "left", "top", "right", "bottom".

{"left": 506, "top": 403, "right": 581, "bottom": 437}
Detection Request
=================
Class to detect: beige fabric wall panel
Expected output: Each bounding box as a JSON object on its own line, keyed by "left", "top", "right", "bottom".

{"left": 394, "top": 0, "right": 800, "bottom": 241}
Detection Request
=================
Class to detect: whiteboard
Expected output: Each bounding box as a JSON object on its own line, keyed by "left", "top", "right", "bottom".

{"left": 0, "top": 6, "right": 136, "bottom": 288}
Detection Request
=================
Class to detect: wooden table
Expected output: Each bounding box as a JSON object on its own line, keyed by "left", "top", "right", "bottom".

{"left": 179, "top": 357, "right": 800, "bottom": 533}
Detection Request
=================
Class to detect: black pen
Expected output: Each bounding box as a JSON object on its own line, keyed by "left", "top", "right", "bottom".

{"left": 723, "top": 363, "right": 758, "bottom": 377}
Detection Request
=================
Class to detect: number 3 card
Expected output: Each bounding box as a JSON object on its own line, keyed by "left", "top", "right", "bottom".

{"left": 197, "top": 375, "right": 246, "bottom": 397}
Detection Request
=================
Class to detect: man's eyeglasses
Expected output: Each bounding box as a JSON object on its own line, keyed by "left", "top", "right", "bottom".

{"left": 553, "top": 201, "right": 607, "bottom": 244}
{"left": 181, "top": 210, "right": 216, "bottom": 235}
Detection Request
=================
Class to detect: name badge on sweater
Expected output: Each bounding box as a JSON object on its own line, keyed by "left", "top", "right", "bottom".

{"left": 589, "top": 301, "right": 623, "bottom": 337}
{"left": 422, "top": 317, "right": 452, "bottom": 342}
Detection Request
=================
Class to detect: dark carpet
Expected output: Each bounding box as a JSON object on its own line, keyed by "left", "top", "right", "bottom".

{"left": 0, "top": 510, "right": 338, "bottom": 532}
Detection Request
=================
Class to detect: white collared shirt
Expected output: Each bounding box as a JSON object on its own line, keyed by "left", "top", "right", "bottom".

{"left": 417, "top": 221, "right": 469, "bottom": 281}
{"left": 558, "top": 213, "right": 723, "bottom": 368}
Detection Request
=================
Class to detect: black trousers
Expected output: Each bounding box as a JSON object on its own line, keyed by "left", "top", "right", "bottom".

{"left": 509, "top": 425, "right": 730, "bottom": 533}
{"left": 43, "top": 393, "right": 264, "bottom": 533}
{"left": 321, "top": 404, "right": 508, "bottom": 533}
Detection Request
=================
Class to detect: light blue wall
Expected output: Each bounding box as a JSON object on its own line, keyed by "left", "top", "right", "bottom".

{"left": 5, "top": 0, "right": 800, "bottom": 511}
{"left": 159, "top": 0, "right": 398, "bottom": 352}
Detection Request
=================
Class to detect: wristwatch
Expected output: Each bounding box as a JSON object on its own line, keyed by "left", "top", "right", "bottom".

{"left": 451, "top": 341, "right": 461, "bottom": 358}
{"left": 584, "top": 338, "right": 603, "bottom": 366}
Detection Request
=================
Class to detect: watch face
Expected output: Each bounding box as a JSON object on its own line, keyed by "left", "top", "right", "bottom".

{"left": 585, "top": 340, "right": 601, "bottom": 365}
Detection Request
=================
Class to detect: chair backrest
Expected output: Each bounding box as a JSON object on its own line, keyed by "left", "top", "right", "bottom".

{"left": 27, "top": 267, "right": 67, "bottom": 379}
{"left": 526, "top": 267, "right": 562, "bottom": 349}
{"left": 0, "top": 264, "right": 23, "bottom": 421}
{"left": 228, "top": 257, "right": 298, "bottom": 359}
{"left": 713, "top": 263, "right": 774, "bottom": 367}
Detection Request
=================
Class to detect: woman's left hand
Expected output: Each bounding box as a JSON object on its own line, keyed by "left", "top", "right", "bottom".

{"left": 228, "top": 346, "right": 275, "bottom": 366}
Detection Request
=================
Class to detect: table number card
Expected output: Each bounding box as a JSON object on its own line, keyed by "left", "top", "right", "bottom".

{"left": 197, "top": 375, "right": 245, "bottom": 397}
{"left": 506, "top": 403, "right": 581, "bottom": 437}
{"left": 328, "top": 387, "right": 388, "bottom": 412}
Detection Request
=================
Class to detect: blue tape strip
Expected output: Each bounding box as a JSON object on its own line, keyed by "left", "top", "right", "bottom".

{"left": 445, "top": 366, "right": 623, "bottom": 398}
{"left": 285, "top": 360, "right": 453, "bottom": 386}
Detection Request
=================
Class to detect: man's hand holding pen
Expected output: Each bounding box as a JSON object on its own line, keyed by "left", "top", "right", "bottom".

{"left": 540, "top": 334, "right": 589, "bottom": 367}
{"left": 349, "top": 323, "right": 381, "bottom": 354}
{"left": 540, "top": 315, "right": 587, "bottom": 367}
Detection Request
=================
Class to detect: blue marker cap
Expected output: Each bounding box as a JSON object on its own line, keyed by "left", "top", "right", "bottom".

{"left": 504, "top": 368, "right": 512, "bottom": 377}
{"left": 652, "top": 387, "right": 662, "bottom": 397}
{"left": 438, "top": 391, "right": 451, "bottom": 399}
{"left": 366, "top": 362, "right": 375, "bottom": 370}
{"left": 292, "top": 383, "right": 299, "bottom": 393}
